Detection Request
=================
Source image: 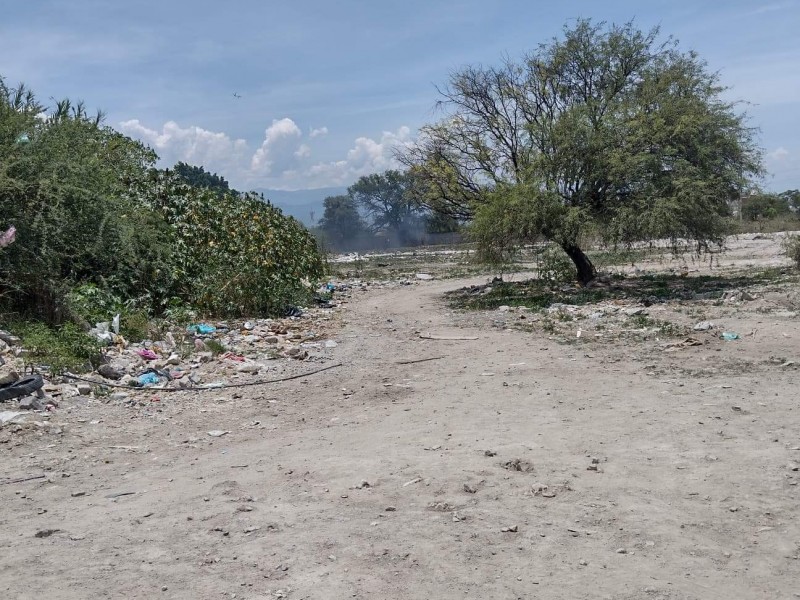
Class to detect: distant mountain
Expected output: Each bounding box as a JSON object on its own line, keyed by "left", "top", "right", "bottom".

{"left": 254, "top": 187, "right": 347, "bottom": 226}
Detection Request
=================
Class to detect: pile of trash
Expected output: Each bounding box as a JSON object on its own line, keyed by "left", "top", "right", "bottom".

{"left": 0, "top": 295, "right": 344, "bottom": 422}
{"left": 83, "top": 309, "right": 341, "bottom": 392}
{"left": 0, "top": 331, "right": 57, "bottom": 427}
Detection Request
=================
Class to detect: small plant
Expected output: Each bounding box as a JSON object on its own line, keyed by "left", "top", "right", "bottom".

{"left": 536, "top": 244, "right": 579, "bottom": 284}
{"left": 120, "top": 310, "right": 151, "bottom": 342}
{"left": 204, "top": 339, "right": 227, "bottom": 356}
{"left": 783, "top": 235, "right": 800, "bottom": 270}
{"left": 12, "top": 321, "right": 103, "bottom": 374}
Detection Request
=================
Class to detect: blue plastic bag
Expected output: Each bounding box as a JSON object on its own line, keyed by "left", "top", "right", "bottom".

{"left": 187, "top": 323, "right": 216, "bottom": 335}
{"left": 137, "top": 372, "right": 161, "bottom": 386}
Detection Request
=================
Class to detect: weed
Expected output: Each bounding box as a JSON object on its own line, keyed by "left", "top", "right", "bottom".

{"left": 11, "top": 321, "right": 103, "bottom": 374}
{"left": 782, "top": 235, "right": 800, "bottom": 270}
{"left": 204, "top": 339, "right": 227, "bottom": 356}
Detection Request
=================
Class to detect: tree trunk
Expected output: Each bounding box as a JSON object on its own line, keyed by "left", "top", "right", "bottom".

{"left": 561, "top": 243, "right": 596, "bottom": 286}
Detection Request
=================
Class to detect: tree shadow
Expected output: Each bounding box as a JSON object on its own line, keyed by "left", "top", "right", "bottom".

{"left": 448, "top": 267, "right": 793, "bottom": 310}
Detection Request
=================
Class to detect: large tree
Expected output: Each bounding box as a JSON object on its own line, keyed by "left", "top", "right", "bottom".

{"left": 318, "top": 194, "right": 367, "bottom": 250}
{"left": 348, "top": 170, "right": 423, "bottom": 245}
{"left": 402, "top": 20, "right": 763, "bottom": 284}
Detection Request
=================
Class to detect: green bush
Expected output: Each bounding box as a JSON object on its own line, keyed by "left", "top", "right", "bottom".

{"left": 783, "top": 235, "right": 800, "bottom": 269}
{"left": 12, "top": 321, "right": 102, "bottom": 374}
{"left": 140, "top": 173, "right": 326, "bottom": 317}
{"left": 536, "top": 245, "right": 575, "bottom": 284}
{"left": 1, "top": 78, "right": 326, "bottom": 324}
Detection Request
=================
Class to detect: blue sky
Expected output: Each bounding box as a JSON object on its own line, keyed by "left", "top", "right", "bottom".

{"left": 1, "top": 0, "right": 798, "bottom": 191}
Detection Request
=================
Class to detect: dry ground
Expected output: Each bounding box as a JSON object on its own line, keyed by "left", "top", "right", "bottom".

{"left": 2, "top": 233, "right": 800, "bottom": 599}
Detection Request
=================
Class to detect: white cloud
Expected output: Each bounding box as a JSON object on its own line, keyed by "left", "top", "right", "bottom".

{"left": 120, "top": 116, "right": 415, "bottom": 190}
{"left": 303, "top": 126, "right": 413, "bottom": 187}
{"left": 767, "top": 146, "right": 790, "bottom": 161}
{"left": 250, "top": 118, "right": 305, "bottom": 174}
{"left": 747, "top": 1, "right": 796, "bottom": 15}
{"left": 118, "top": 119, "right": 249, "bottom": 176}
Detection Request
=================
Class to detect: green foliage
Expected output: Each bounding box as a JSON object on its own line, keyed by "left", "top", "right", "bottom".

{"left": 425, "top": 211, "right": 460, "bottom": 234}
{"left": 318, "top": 194, "right": 368, "bottom": 250}
{"left": 783, "top": 235, "right": 800, "bottom": 269}
{"left": 0, "top": 78, "right": 325, "bottom": 324}
{"left": 67, "top": 284, "right": 125, "bottom": 325}
{"left": 172, "top": 162, "right": 236, "bottom": 196}
{"left": 139, "top": 173, "right": 325, "bottom": 316}
{"left": 741, "top": 194, "right": 792, "bottom": 221}
{"left": 536, "top": 245, "right": 575, "bottom": 285}
{"left": 12, "top": 321, "right": 102, "bottom": 374}
{"left": 348, "top": 170, "right": 425, "bottom": 244}
{"left": 404, "top": 20, "right": 763, "bottom": 284}
{"left": 0, "top": 79, "right": 172, "bottom": 322}
{"left": 204, "top": 339, "right": 227, "bottom": 356}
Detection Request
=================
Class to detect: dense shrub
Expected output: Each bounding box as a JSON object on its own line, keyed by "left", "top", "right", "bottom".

{"left": 134, "top": 171, "right": 325, "bottom": 316}
{"left": 0, "top": 78, "right": 325, "bottom": 325}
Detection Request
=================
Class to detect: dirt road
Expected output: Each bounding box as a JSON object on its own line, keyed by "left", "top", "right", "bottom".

{"left": 3, "top": 267, "right": 800, "bottom": 599}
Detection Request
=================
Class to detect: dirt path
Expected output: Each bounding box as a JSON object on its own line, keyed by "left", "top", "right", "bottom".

{"left": 3, "top": 271, "right": 800, "bottom": 599}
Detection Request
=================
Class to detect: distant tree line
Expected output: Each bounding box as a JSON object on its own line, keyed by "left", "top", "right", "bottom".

{"left": 740, "top": 190, "right": 800, "bottom": 221}
{"left": 315, "top": 169, "right": 461, "bottom": 252}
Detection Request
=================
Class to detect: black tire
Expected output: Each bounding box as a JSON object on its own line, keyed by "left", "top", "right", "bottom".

{"left": 0, "top": 374, "right": 44, "bottom": 402}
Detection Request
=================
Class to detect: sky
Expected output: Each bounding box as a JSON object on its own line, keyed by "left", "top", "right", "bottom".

{"left": 1, "top": 0, "right": 799, "bottom": 192}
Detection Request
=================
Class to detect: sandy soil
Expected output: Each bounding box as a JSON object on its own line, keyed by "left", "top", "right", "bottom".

{"left": 2, "top": 233, "right": 800, "bottom": 599}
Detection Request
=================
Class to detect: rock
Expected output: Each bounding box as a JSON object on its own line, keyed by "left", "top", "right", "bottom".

{"left": 324, "top": 340, "right": 338, "bottom": 348}
{"left": 34, "top": 529, "right": 60, "bottom": 538}
{"left": 463, "top": 483, "right": 478, "bottom": 494}
{"left": 236, "top": 363, "right": 261, "bottom": 374}
{"left": 109, "top": 392, "right": 130, "bottom": 402}
{"left": 197, "top": 352, "right": 214, "bottom": 363}
{"left": 484, "top": 450, "right": 497, "bottom": 457}
{"left": 579, "top": 559, "right": 588, "bottom": 566}
{"left": 498, "top": 305, "right": 512, "bottom": 312}
{"left": 265, "top": 336, "right": 279, "bottom": 344}
{"left": 166, "top": 354, "right": 181, "bottom": 366}
{"left": 0, "top": 331, "right": 21, "bottom": 346}
{"left": 625, "top": 307, "right": 647, "bottom": 316}
{"left": 207, "top": 430, "right": 229, "bottom": 438}
{"left": 76, "top": 383, "right": 92, "bottom": 396}
{"left": 385, "top": 506, "right": 397, "bottom": 512}
{"left": 0, "top": 370, "right": 20, "bottom": 386}
{"left": 98, "top": 364, "right": 123, "bottom": 380}
{"left": 501, "top": 525, "right": 518, "bottom": 533}
{"left": 416, "top": 273, "right": 434, "bottom": 280}
{"left": 616, "top": 548, "right": 628, "bottom": 554}
{"left": 18, "top": 396, "right": 45, "bottom": 411}
{"left": 502, "top": 458, "right": 535, "bottom": 473}
{"left": 693, "top": 321, "right": 714, "bottom": 331}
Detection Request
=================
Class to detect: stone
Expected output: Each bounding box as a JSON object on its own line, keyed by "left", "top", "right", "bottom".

{"left": 98, "top": 364, "right": 123, "bottom": 380}
{"left": 18, "top": 396, "right": 45, "bottom": 411}
{"left": 76, "top": 383, "right": 92, "bottom": 396}
{"left": 0, "top": 331, "right": 21, "bottom": 346}
{"left": 166, "top": 354, "right": 181, "bottom": 366}
{"left": 236, "top": 363, "right": 261, "bottom": 374}
{"left": 693, "top": 321, "right": 714, "bottom": 331}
